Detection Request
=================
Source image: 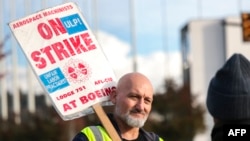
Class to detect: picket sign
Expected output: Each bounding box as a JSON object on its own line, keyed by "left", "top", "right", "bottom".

{"left": 8, "top": 2, "right": 121, "bottom": 141}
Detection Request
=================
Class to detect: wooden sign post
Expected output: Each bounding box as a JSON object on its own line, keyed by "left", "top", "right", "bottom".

{"left": 93, "top": 103, "right": 121, "bottom": 141}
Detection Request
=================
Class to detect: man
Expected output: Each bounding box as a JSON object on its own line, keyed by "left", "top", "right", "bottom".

{"left": 206, "top": 53, "right": 250, "bottom": 141}
{"left": 72, "top": 72, "right": 164, "bottom": 141}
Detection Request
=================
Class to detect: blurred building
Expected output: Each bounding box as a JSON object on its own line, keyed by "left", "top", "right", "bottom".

{"left": 181, "top": 15, "right": 250, "bottom": 141}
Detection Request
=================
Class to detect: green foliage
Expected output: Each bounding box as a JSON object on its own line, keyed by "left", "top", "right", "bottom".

{"left": 145, "top": 79, "right": 206, "bottom": 141}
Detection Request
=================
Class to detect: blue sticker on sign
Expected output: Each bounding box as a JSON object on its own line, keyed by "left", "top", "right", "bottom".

{"left": 60, "top": 13, "right": 87, "bottom": 35}
{"left": 39, "top": 68, "right": 69, "bottom": 93}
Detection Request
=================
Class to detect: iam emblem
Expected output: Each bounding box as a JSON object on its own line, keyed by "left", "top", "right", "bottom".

{"left": 63, "top": 59, "right": 91, "bottom": 83}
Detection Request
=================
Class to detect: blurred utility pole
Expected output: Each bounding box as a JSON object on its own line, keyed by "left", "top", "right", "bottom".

{"left": 197, "top": 0, "right": 202, "bottom": 19}
{"left": 129, "top": 0, "right": 137, "bottom": 72}
{"left": 0, "top": 0, "right": 8, "bottom": 121}
{"left": 161, "top": 0, "right": 169, "bottom": 79}
{"left": 0, "top": 35, "right": 10, "bottom": 121}
{"left": 25, "top": 0, "right": 36, "bottom": 115}
{"left": 92, "top": 0, "right": 99, "bottom": 40}
{"left": 11, "top": 0, "right": 21, "bottom": 125}
{"left": 238, "top": 0, "right": 242, "bottom": 12}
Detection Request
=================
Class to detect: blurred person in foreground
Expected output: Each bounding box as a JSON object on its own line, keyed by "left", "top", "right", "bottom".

{"left": 206, "top": 53, "right": 250, "bottom": 141}
{"left": 72, "top": 72, "right": 164, "bottom": 141}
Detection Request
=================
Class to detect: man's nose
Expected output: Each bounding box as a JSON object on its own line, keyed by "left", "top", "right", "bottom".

{"left": 135, "top": 99, "right": 144, "bottom": 111}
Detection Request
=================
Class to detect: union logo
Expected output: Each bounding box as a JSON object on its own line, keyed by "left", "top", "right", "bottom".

{"left": 63, "top": 59, "right": 91, "bottom": 83}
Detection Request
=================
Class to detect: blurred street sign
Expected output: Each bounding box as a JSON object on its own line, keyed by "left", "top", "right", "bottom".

{"left": 241, "top": 13, "right": 250, "bottom": 42}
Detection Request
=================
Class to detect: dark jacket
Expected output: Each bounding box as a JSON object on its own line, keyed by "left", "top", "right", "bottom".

{"left": 72, "top": 114, "right": 161, "bottom": 141}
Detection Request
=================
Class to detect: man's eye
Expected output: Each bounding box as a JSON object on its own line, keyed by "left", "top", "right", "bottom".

{"left": 130, "top": 96, "right": 138, "bottom": 99}
{"left": 145, "top": 99, "right": 152, "bottom": 104}
{"left": 129, "top": 95, "right": 139, "bottom": 100}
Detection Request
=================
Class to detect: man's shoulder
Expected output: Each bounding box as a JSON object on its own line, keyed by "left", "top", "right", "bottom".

{"left": 72, "top": 132, "right": 88, "bottom": 141}
{"left": 140, "top": 128, "right": 163, "bottom": 141}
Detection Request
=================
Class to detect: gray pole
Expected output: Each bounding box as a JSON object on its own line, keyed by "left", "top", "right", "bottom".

{"left": 197, "top": 0, "right": 202, "bottom": 19}
{"left": 0, "top": 0, "right": 8, "bottom": 121}
{"left": 11, "top": 0, "right": 21, "bottom": 124}
{"left": 238, "top": 0, "right": 242, "bottom": 13}
{"left": 25, "top": 0, "right": 36, "bottom": 114}
{"left": 92, "top": 0, "right": 99, "bottom": 39}
{"left": 161, "top": 0, "right": 169, "bottom": 78}
{"left": 129, "top": 0, "right": 137, "bottom": 72}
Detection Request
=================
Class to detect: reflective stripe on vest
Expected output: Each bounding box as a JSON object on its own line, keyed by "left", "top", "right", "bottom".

{"left": 81, "top": 126, "right": 164, "bottom": 141}
{"left": 81, "top": 126, "right": 111, "bottom": 141}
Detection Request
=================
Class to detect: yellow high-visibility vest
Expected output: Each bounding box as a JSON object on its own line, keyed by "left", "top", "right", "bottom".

{"left": 81, "top": 125, "right": 164, "bottom": 141}
{"left": 81, "top": 126, "right": 111, "bottom": 141}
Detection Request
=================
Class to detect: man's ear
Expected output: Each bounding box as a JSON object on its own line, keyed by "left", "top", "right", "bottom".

{"left": 110, "top": 88, "right": 117, "bottom": 104}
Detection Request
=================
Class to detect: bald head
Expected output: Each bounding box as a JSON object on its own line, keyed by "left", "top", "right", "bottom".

{"left": 116, "top": 72, "right": 154, "bottom": 95}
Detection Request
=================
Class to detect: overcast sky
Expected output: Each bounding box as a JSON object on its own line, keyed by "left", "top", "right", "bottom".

{"left": 1, "top": 0, "right": 250, "bottom": 92}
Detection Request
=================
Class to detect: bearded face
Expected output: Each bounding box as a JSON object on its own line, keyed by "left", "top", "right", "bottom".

{"left": 114, "top": 103, "right": 148, "bottom": 128}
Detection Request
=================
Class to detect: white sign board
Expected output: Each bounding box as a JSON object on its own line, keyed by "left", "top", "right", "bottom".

{"left": 9, "top": 2, "right": 116, "bottom": 120}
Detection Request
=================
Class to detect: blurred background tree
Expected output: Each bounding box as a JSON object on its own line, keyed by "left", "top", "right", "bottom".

{"left": 145, "top": 79, "right": 206, "bottom": 141}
